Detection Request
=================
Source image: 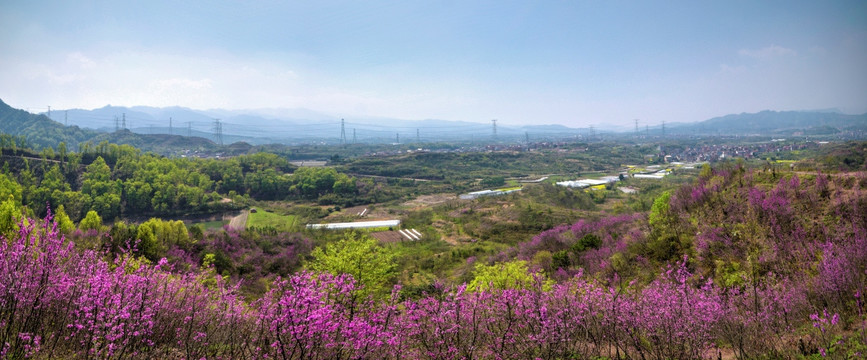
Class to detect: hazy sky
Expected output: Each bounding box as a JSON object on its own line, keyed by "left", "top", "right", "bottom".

{"left": 1, "top": 0, "right": 865, "bottom": 127}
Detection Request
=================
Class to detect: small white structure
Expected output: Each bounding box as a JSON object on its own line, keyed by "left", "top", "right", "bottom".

{"left": 556, "top": 178, "right": 613, "bottom": 188}
{"left": 307, "top": 219, "right": 400, "bottom": 230}
{"left": 459, "top": 188, "right": 522, "bottom": 200}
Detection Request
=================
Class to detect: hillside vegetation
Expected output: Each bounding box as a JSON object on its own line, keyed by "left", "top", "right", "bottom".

{"left": 3, "top": 98, "right": 867, "bottom": 358}
{"left": 2, "top": 162, "right": 865, "bottom": 358}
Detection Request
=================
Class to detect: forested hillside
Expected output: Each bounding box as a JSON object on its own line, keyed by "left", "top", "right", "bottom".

{"left": 0, "top": 140, "right": 396, "bottom": 225}
{"left": 0, "top": 100, "right": 96, "bottom": 149}
{"left": 2, "top": 161, "right": 865, "bottom": 358}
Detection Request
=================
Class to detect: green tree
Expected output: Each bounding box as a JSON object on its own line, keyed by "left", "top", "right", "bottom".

{"left": 0, "top": 173, "right": 22, "bottom": 203}
{"left": 82, "top": 156, "right": 121, "bottom": 219}
{"left": 467, "top": 260, "right": 552, "bottom": 292}
{"left": 647, "top": 190, "right": 688, "bottom": 261}
{"left": 136, "top": 223, "right": 162, "bottom": 261}
{"left": 0, "top": 195, "right": 23, "bottom": 239}
{"left": 79, "top": 210, "right": 103, "bottom": 232}
{"left": 54, "top": 205, "right": 75, "bottom": 234}
{"left": 308, "top": 232, "right": 396, "bottom": 298}
{"left": 648, "top": 190, "right": 672, "bottom": 232}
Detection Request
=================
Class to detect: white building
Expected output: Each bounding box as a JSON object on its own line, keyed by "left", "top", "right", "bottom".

{"left": 307, "top": 219, "right": 401, "bottom": 230}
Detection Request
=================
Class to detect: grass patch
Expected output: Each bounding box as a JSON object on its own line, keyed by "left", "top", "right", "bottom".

{"left": 247, "top": 210, "right": 299, "bottom": 232}
{"left": 196, "top": 219, "right": 228, "bottom": 230}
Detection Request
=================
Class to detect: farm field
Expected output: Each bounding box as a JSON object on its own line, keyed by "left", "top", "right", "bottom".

{"left": 245, "top": 209, "right": 299, "bottom": 232}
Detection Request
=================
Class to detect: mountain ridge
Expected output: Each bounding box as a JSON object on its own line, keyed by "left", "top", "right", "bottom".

{"left": 2, "top": 98, "right": 865, "bottom": 149}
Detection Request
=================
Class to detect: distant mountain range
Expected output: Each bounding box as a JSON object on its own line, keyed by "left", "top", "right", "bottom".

{"left": 2, "top": 98, "right": 865, "bottom": 152}
{"left": 671, "top": 110, "right": 867, "bottom": 135}
{"left": 49, "top": 103, "right": 597, "bottom": 144}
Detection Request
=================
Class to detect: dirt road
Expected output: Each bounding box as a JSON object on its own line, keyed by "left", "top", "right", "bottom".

{"left": 227, "top": 210, "right": 248, "bottom": 230}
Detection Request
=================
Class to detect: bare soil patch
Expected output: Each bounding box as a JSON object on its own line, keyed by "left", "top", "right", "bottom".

{"left": 402, "top": 193, "right": 458, "bottom": 208}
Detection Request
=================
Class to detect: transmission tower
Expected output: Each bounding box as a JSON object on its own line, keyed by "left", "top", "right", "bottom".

{"left": 122, "top": 113, "right": 126, "bottom": 130}
{"left": 661, "top": 120, "right": 666, "bottom": 138}
{"left": 340, "top": 119, "right": 346, "bottom": 144}
{"left": 491, "top": 119, "right": 497, "bottom": 140}
{"left": 396, "top": 133, "right": 400, "bottom": 144}
{"left": 169, "top": 117, "right": 173, "bottom": 135}
{"left": 187, "top": 122, "right": 192, "bottom": 137}
{"left": 525, "top": 131, "right": 529, "bottom": 144}
{"left": 635, "top": 119, "right": 639, "bottom": 138}
{"left": 47, "top": 106, "right": 51, "bottom": 119}
{"left": 115, "top": 116, "right": 119, "bottom": 132}
{"left": 212, "top": 119, "right": 223, "bottom": 145}
{"left": 64, "top": 110, "right": 68, "bottom": 126}
{"left": 417, "top": 128, "right": 420, "bottom": 143}
{"left": 590, "top": 125, "right": 595, "bottom": 140}
{"left": 352, "top": 128, "right": 357, "bottom": 143}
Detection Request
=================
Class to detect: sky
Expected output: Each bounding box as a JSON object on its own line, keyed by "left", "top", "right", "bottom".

{"left": 1, "top": 0, "right": 865, "bottom": 128}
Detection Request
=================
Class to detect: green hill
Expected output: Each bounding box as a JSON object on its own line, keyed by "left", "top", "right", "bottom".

{"left": 0, "top": 99, "right": 97, "bottom": 149}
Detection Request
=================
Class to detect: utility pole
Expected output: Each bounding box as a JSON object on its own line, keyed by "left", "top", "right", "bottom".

{"left": 213, "top": 119, "right": 223, "bottom": 145}
{"left": 491, "top": 119, "right": 497, "bottom": 140}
